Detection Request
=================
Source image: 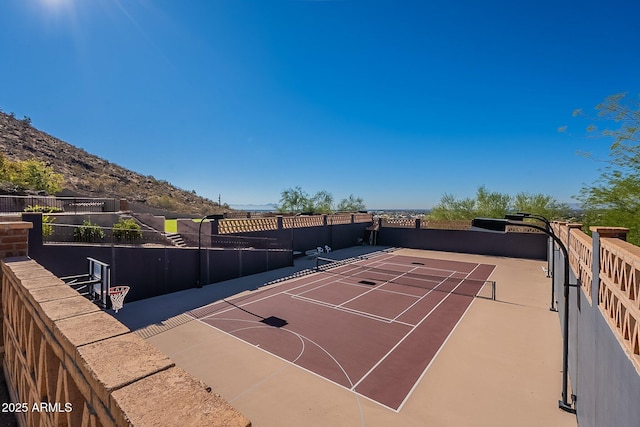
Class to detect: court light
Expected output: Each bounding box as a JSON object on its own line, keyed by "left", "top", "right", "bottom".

{"left": 471, "top": 217, "right": 577, "bottom": 414}
{"left": 511, "top": 212, "right": 556, "bottom": 308}
{"left": 291, "top": 211, "right": 314, "bottom": 265}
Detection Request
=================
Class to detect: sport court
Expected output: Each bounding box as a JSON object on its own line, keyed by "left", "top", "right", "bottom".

{"left": 188, "top": 251, "right": 496, "bottom": 411}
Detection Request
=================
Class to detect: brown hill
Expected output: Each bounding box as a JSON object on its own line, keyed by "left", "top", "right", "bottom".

{"left": 0, "top": 111, "right": 230, "bottom": 217}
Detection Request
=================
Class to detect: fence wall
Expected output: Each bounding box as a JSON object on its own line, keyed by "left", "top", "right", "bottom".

{"left": 0, "top": 220, "right": 250, "bottom": 427}
{"left": 25, "top": 214, "right": 291, "bottom": 303}
{"left": 551, "top": 222, "right": 640, "bottom": 427}
{"left": 210, "top": 214, "right": 373, "bottom": 254}
{"left": 0, "top": 195, "right": 124, "bottom": 213}
{"left": 377, "top": 226, "right": 548, "bottom": 259}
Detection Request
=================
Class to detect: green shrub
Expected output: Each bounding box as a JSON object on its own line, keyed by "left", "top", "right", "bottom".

{"left": 113, "top": 218, "right": 142, "bottom": 242}
{"left": 0, "top": 154, "right": 63, "bottom": 194}
{"left": 73, "top": 220, "right": 104, "bottom": 242}
{"left": 24, "top": 204, "right": 63, "bottom": 213}
{"left": 42, "top": 214, "right": 55, "bottom": 237}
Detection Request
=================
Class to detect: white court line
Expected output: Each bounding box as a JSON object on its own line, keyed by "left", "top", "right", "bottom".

{"left": 286, "top": 292, "right": 416, "bottom": 327}
{"left": 377, "top": 253, "right": 479, "bottom": 271}
{"left": 350, "top": 263, "right": 483, "bottom": 396}
{"left": 196, "top": 273, "right": 341, "bottom": 320}
{"left": 331, "top": 261, "right": 461, "bottom": 325}
{"left": 187, "top": 259, "right": 493, "bottom": 413}
{"left": 396, "top": 263, "right": 497, "bottom": 411}
{"left": 191, "top": 256, "right": 493, "bottom": 412}
{"left": 193, "top": 315, "right": 368, "bottom": 425}
{"left": 291, "top": 276, "right": 370, "bottom": 298}
{"left": 364, "top": 258, "right": 467, "bottom": 277}
{"left": 390, "top": 269, "right": 458, "bottom": 322}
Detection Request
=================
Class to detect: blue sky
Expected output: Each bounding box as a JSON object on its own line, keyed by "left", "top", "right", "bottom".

{"left": 2, "top": 0, "right": 639, "bottom": 209}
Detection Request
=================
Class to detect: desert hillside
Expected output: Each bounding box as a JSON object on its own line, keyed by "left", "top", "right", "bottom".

{"left": 0, "top": 111, "right": 230, "bottom": 216}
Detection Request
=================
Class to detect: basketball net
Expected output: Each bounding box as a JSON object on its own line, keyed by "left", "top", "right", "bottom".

{"left": 109, "top": 286, "right": 130, "bottom": 313}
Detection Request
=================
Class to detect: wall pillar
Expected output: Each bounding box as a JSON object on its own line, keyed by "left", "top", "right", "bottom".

{"left": 589, "top": 226, "right": 629, "bottom": 306}
{"left": 0, "top": 218, "right": 32, "bottom": 260}
{"left": 0, "top": 218, "right": 33, "bottom": 361}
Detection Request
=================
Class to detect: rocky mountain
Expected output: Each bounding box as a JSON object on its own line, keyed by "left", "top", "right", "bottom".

{"left": 0, "top": 111, "right": 229, "bottom": 216}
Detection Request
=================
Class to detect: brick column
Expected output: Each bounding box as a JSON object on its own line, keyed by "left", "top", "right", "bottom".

{"left": 0, "top": 219, "right": 33, "bottom": 358}
{"left": 0, "top": 218, "right": 32, "bottom": 259}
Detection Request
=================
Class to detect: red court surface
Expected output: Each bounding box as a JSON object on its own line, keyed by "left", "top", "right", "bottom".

{"left": 188, "top": 252, "right": 496, "bottom": 411}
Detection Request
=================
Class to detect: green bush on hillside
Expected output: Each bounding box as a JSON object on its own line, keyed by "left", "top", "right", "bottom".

{"left": 0, "top": 154, "right": 63, "bottom": 194}
{"left": 24, "top": 204, "right": 63, "bottom": 213}
{"left": 73, "top": 220, "right": 104, "bottom": 243}
{"left": 113, "top": 218, "right": 142, "bottom": 242}
{"left": 42, "top": 214, "right": 55, "bottom": 237}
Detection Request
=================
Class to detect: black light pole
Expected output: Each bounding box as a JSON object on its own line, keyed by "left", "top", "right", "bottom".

{"left": 197, "top": 214, "right": 219, "bottom": 288}
{"left": 290, "top": 211, "right": 312, "bottom": 265}
{"left": 516, "top": 212, "right": 554, "bottom": 279}
{"left": 471, "top": 218, "right": 577, "bottom": 414}
{"left": 506, "top": 212, "right": 557, "bottom": 311}
{"left": 290, "top": 212, "right": 300, "bottom": 266}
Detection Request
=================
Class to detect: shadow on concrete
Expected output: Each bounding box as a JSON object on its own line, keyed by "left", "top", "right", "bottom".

{"left": 114, "top": 246, "right": 391, "bottom": 332}
{"left": 0, "top": 370, "right": 18, "bottom": 427}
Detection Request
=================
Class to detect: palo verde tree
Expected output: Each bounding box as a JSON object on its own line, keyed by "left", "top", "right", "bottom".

{"left": 277, "top": 186, "right": 310, "bottom": 213}
{"left": 0, "top": 154, "right": 63, "bottom": 194}
{"left": 337, "top": 194, "right": 366, "bottom": 212}
{"left": 429, "top": 185, "right": 568, "bottom": 221}
{"left": 277, "top": 187, "right": 365, "bottom": 214}
{"left": 571, "top": 92, "right": 640, "bottom": 244}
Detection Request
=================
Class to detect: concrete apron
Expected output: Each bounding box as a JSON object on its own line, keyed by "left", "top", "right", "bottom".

{"left": 133, "top": 248, "right": 578, "bottom": 427}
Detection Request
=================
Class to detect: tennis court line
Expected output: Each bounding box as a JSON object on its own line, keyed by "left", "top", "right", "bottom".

{"left": 350, "top": 263, "right": 483, "bottom": 399}
{"left": 284, "top": 259, "right": 479, "bottom": 330}
{"left": 396, "top": 263, "right": 497, "bottom": 412}
{"left": 192, "top": 314, "right": 374, "bottom": 419}
{"left": 189, "top": 256, "right": 494, "bottom": 413}
{"left": 335, "top": 264, "right": 456, "bottom": 316}
{"left": 390, "top": 269, "right": 459, "bottom": 322}
{"left": 315, "top": 258, "right": 474, "bottom": 323}
{"left": 287, "top": 292, "right": 417, "bottom": 327}
{"left": 395, "top": 290, "right": 478, "bottom": 412}
{"left": 226, "top": 327, "right": 305, "bottom": 403}
{"left": 193, "top": 273, "right": 344, "bottom": 320}
{"left": 362, "top": 255, "right": 476, "bottom": 275}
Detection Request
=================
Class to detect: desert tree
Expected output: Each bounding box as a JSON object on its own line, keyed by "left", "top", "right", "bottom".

{"left": 336, "top": 194, "right": 366, "bottom": 212}
{"left": 572, "top": 92, "right": 640, "bottom": 244}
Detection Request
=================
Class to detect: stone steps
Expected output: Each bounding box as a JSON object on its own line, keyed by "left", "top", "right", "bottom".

{"left": 165, "top": 232, "right": 187, "bottom": 247}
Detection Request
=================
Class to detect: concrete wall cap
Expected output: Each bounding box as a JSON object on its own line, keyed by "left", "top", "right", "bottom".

{"left": 0, "top": 220, "right": 33, "bottom": 230}
{"left": 589, "top": 226, "right": 630, "bottom": 233}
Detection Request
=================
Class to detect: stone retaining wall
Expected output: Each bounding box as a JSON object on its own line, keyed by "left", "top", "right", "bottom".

{"left": 0, "top": 220, "right": 250, "bottom": 427}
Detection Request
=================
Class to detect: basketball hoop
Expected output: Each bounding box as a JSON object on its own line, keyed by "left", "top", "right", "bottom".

{"left": 109, "top": 285, "right": 130, "bottom": 313}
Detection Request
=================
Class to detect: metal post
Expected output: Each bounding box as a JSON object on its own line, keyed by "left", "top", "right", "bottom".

{"left": 197, "top": 214, "right": 218, "bottom": 288}
{"left": 472, "top": 218, "right": 577, "bottom": 413}
{"left": 516, "top": 213, "right": 557, "bottom": 311}
{"left": 197, "top": 217, "right": 204, "bottom": 288}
